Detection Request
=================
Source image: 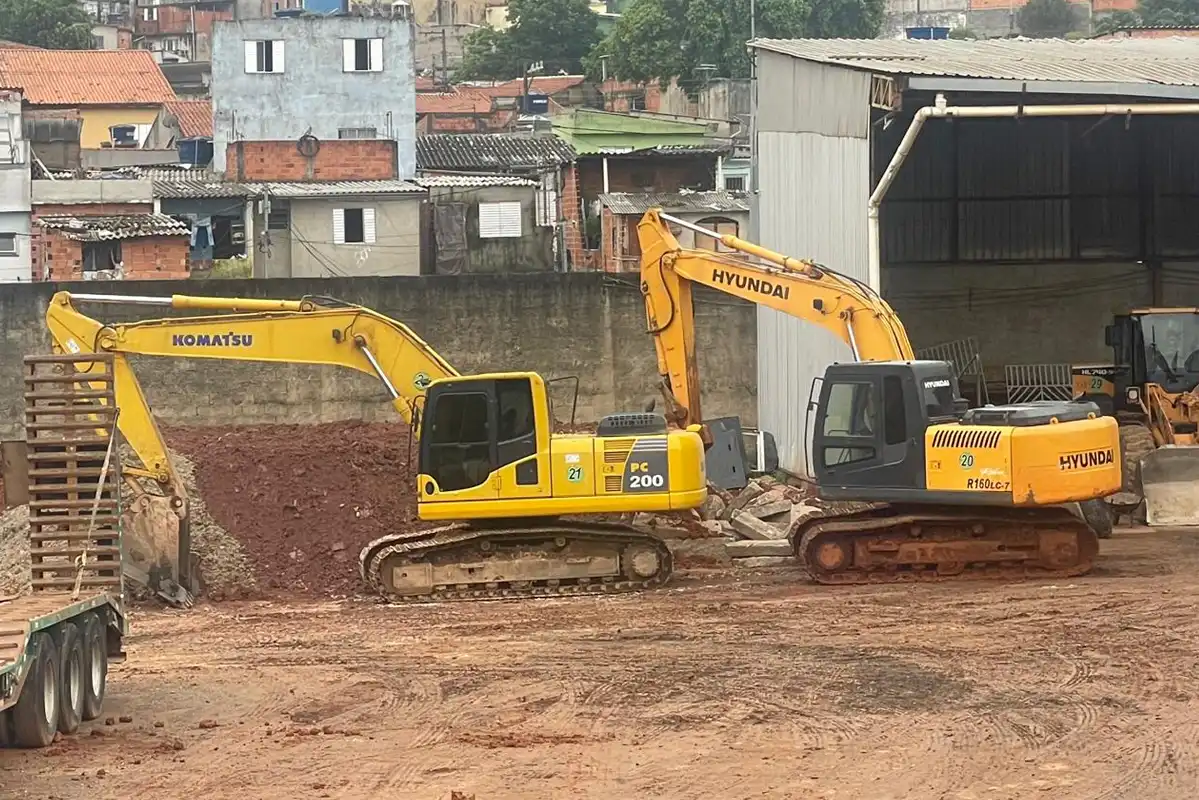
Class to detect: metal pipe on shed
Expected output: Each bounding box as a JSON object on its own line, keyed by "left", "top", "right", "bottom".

{"left": 866, "top": 93, "right": 1199, "bottom": 292}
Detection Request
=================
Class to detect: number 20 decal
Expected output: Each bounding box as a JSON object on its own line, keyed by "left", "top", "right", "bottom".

{"left": 629, "top": 473, "right": 665, "bottom": 489}
{"left": 959, "top": 453, "right": 975, "bottom": 468}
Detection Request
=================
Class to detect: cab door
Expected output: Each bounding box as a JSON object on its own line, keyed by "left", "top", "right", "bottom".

{"left": 493, "top": 377, "right": 547, "bottom": 499}
{"left": 419, "top": 382, "right": 500, "bottom": 502}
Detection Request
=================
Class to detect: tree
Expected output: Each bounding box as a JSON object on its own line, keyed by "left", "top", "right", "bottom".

{"left": 456, "top": 0, "right": 601, "bottom": 81}
{"left": 588, "top": 0, "right": 883, "bottom": 88}
{"left": 1091, "top": 0, "right": 1199, "bottom": 33}
{"left": 1017, "top": 0, "right": 1075, "bottom": 37}
{"left": 0, "top": 0, "right": 93, "bottom": 49}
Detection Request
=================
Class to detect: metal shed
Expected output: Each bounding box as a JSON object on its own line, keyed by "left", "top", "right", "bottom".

{"left": 749, "top": 37, "right": 1199, "bottom": 476}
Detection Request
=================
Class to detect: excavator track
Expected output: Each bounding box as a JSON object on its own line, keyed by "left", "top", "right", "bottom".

{"left": 794, "top": 502, "right": 1099, "bottom": 585}
{"left": 358, "top": 521, "right": 673, "bottom": 602}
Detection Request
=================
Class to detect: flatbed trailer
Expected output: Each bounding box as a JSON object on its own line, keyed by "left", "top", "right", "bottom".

{"left": 0, "top": 353, "right": 126, "bottom": 748}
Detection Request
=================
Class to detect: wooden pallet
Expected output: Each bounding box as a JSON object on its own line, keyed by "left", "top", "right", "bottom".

{"left": 22, "top": 354, "right": 123, "bottom": 595}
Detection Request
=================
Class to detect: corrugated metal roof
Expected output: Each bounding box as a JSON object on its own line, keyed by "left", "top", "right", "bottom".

{"left": 37, "top": 214, "right": 190, "bottom": 241}
{"left": 244, "top": 180, "right": 425, "bottom": 197}
{"left": 599, "top": 190, "right": 750, "bottom": 215}
{"left": 153, "top": 180, "right": 252, "bottom": 199}
{"left": 416, "top": 134, "right": 577, "bottom": 171}
{"left": 415, "top": 174, "right": 537, "bottom": 187}
{"left": 750, "top": 38, "right": 1199, "bottom": 87}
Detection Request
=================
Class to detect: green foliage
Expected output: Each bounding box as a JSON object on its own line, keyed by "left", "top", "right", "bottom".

{"left": 1136, "top": 0, "right": 1199, "bottom": 24}
{"left": 0, "top": 0, "right": 93, "bottom": 49}
{"left": 1091, "top": 0, "right": 1199, "bottom": 34}
{"left": 1018, "top": 0, "right": 1075, "bottom": 37}
{"left": 1092, "top": 9, "right": 1141, "bottom": 32}
{"left": 947, "top": 26, "right": 979, "bottom": 38}
{"left": 588, "top": 0, "right": 884, "bottom": 88}
{"left": 457, "top": 0, "right": 602, "bottom": 80}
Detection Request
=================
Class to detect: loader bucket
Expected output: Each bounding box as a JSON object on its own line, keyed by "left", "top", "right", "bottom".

{"left": 1140, "top": 445, "right": 1199, "bottom": 527}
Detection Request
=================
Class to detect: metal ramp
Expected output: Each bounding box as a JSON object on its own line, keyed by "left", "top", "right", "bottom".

{"left": 1003, "top": 364, "right": 1074, "bottom": 404}
{"left": 22, "top": 354, "right": 122, "bottom": 597}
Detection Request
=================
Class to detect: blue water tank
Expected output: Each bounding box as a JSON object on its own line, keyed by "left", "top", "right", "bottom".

{"left": 905, "top": 26, "right": 950, "bottom": 39}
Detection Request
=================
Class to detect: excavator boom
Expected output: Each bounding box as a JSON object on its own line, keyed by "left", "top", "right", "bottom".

{"left": 638, "top": 210, "right": 913, "bottom": 428}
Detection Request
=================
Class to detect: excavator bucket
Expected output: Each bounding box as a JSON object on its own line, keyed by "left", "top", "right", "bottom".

{"left": 1140, "top": 445, "right": 1199, "bottom": 527}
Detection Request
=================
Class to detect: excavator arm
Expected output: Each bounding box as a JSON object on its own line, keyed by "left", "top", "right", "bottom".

{"left": 637, "top": 209, "right": 914, "bottom": 428}
{"left": 45, "top": 291, "right": 460, "bottom": 603}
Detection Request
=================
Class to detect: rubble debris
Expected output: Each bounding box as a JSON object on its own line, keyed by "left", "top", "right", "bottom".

{"left": 725, "top": 540, "right": 793, "bottom": 557}
{"left": 0, "top": 504, "right": 30, "bottom": 597}
{"left": 729, "top": 511, "right": 784, "bottom": 541}
{"left": 735, "top": 556, "right": 801, "bottom": 568}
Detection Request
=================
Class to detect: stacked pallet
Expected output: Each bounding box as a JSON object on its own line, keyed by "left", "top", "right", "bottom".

{"left": 23, "top": 354, "right": 122, "bottom": 597}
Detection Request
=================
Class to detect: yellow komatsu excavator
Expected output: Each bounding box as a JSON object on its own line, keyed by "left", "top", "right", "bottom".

{"left": 47, "top": 291, "right": 707, "bottom": 605}
{"left": 638, "top": 210, "right": 1122, "bottom": 584}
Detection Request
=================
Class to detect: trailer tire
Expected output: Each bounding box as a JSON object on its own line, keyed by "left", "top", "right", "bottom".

{"left": 80, "top": 613, "right": 107, "bottom": 722}
{"left": 0, "top": 710, "right": 13, "bottom": 747}
{"left": 55, "top": 622, "right": 84, "bottom": 735}
{"left": 12, "top": 632, "right": 60, "bottom": 748}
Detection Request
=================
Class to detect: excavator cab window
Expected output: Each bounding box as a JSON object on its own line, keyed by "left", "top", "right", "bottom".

{"left": 419, "top": 376, "right": 541, "bottom": 492}
{"left": 422, "top": 389, "right": 495, "bottom": 492}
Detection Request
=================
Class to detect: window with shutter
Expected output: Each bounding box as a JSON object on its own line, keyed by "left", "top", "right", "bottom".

{"left": 245, "top": 40, "right": 284, "bottom": 73}
{"left": 478, "top": 201, "right": 522, "bottom": 239}
{"left": 362, "top": 208, "right": 376, "bottom": 244}
{"left": 342, "top": 38, "right": 383, "bottom": 72}
{"left": 335, "top": 208, "right": 369, "bottom": 244}
{"left": 332, "top": 209, "right": 346, "bottom": 244}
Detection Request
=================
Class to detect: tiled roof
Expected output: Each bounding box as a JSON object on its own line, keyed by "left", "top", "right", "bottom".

{"left": 0, "top": 49, "right": 175, "bottom": 105}
{"left": 463, "top": 75, "right": 585, "bottom": 97}
{"left": 750, "top": 38, "right": 1199, "bottom": 88}
{"left": 415, "top": 174, "right": 537, "bottom": 187}
{"left": 37, "top": 214, "right": 190, "bottom": 241}
{"left": 165, "top": 99, "right": 212, "bottom": 138}
{"left": 244, "top": 180, "right": 425, "bottom": 197}
{"left": 416, "top": 89, "right": 493, "bottom": 115}
{"left": 599, "top": 190, "right": 750, "bottom": 215}
{"left": 416, "top": 134, "right": 577, "bottom": 171}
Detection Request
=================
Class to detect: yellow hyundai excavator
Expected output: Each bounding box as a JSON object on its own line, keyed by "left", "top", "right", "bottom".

{"left": 638, "top": 210, "right": 1122, "bottom": 584}
{"left": 46, "top": 291, "right": 707, "bottom": 604}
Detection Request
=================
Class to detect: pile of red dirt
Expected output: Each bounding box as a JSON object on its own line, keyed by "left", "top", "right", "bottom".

{"left": 166, "top": 420, "right": 438, "bottom": 597}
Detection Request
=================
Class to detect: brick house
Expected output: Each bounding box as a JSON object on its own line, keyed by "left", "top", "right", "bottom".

{"left": 36, "top": 213, "right": 190, "bottom": 280}
{"left": 219, "top": 138, "right": 426, "bottom": 278}
{"left": 0, "top": 49, "right": 176, "bottom": 151}
{"left": 415, "top": 133, "right": 578, "bottom": 268}
{"left": 31, "top": 179, "right": 195, "bottom": 281}
{"left": 597, "top": 190, "right": 749, "bottom": 272}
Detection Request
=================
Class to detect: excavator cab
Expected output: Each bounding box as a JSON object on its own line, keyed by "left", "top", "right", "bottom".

{"left": 416, "top": 372, "right": 546, "bottom": 500}
{"left": 813, "top": 360, "right": 962, "bottom": 498}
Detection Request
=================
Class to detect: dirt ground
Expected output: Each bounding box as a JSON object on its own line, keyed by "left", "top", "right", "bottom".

{"left": 5, "top": 527, "right": 1199, "bottom": 800}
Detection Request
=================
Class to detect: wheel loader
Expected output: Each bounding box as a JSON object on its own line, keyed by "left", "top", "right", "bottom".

{"left": 1072, "top": 308, "right": 1199, "bottom": 526}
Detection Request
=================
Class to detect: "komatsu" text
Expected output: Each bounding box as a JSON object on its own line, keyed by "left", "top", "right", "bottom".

{"left": 171, "top": 333, "right": 254, "bottom": 347}
{"left": 1059, "top": 448, "right": 1114, "bottom": 471}
{"left": 711, "top": 268, "right": 790, "bottom": 300}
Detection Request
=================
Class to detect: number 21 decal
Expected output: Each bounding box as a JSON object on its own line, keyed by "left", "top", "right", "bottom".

{"left": 567, "top": 466, "right": 583, "bottom": 483}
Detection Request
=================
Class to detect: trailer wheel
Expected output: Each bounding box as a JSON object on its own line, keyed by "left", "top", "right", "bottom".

{"left": 55, "top": 622, "right": 84, "bottom": 735}
{"left": 11, "top": 632, "right": 60, "bottom": 748}
{"left": 0, "top": 710, "right": 13, "bottom": 747}
{"left": 80, "top": 613, "right": 107, "bottom": 722}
